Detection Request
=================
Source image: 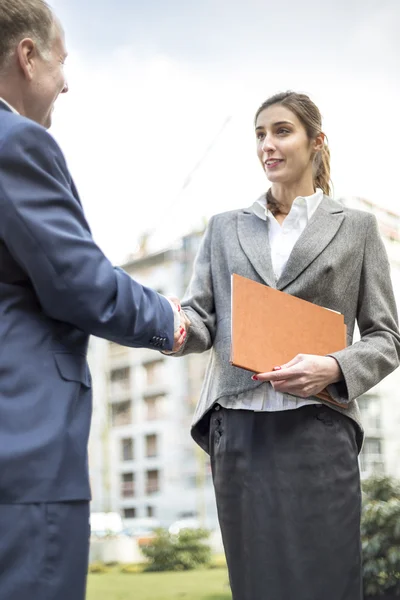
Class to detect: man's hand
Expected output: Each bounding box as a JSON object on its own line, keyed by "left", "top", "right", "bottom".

{"left": 251, "top": 354, "right": 342, "bottom": 398}
{"left": 166, "top": 296, "right": 191, "bottom": 353}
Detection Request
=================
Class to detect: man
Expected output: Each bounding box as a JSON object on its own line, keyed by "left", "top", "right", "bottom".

{"left": 0, "top": 1, "right": 188, "bottom": 598}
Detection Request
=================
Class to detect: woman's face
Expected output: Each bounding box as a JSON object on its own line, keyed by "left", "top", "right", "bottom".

{"left": 255, "top": 104, "right": 320, "bottom": 186}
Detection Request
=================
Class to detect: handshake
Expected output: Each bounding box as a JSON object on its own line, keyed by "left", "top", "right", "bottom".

{"left": 167, "top": 296, "right": 191, "bottom": 354}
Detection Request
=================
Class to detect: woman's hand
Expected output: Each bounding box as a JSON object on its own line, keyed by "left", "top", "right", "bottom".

{"left": 251, "top": 354, "right": 343, "bottom": 398}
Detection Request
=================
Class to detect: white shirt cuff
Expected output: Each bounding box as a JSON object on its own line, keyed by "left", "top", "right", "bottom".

{"left": 163, "top": 297, "right": 180, "bottom": 333}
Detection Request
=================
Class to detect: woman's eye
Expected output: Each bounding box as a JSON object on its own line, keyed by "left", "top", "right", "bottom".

{"left": 256, "top": 132, "right": 265, "bottom": 140}
{"left": 277, "top": 128, "right": 290, "bottom": 135}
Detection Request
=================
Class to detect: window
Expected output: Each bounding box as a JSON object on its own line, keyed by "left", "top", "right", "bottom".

{"left": 111, "top": 367, "right": 130, "bottom": 383}
{"left": 358, "top": 395, "right": 382, "bottom": 433}
{"left": 359, "top": 438, "right": 384, "bottom": 475}
{"left": 144, "top": 395, "right": 165, "bottom": 421}
{"left": 109, "top": 367, "right": 131, "bottom": 398}
{"left": 144, "top": 360, "right": 164, "bottom": 387}
{"left": 121, "top": 472, "right": 135, "bottom": 498}
{"left": 111, "top": 401, "right": 132, "bottom": 427}
{"left": 146, "top": 506, "right": 155, "bottom": 518}
{"left": 123, "top": 507, "right": 136, "bottom": 519}
{"left": 145, "top": 434, "right": 158, "bottom": 458}
{"left": 146, "top": 469, "right": 160, "bottom": 495}
{"left": 121, "top": 438, "right": 134, "bottom": 461}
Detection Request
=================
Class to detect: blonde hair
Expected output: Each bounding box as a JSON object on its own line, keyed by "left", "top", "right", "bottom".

{"left": 255, "top": 91, "right": 332, "bottom": 196}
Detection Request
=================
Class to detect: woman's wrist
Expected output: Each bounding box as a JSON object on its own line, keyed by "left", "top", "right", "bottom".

{"left": 325, "top": 356, "right": 343, "bottom": 385}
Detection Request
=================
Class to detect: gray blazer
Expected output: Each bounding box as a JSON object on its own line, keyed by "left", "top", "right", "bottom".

{"left": 173, "top": 196, "right": 400, "bottom": 453}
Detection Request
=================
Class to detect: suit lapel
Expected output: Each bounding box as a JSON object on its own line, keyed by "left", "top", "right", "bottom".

{"left": 277, "top": 196, "right": 345, "bottom": 290}
{"left": 237, "top": 210, "right": 276, "bottom": 288}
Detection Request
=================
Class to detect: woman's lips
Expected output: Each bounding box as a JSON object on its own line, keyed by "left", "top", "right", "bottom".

{"left": 265, "top": 159, "right": 284, "bottom": 169}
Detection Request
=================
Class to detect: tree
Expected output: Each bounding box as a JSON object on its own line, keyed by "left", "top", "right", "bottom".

{"left": 362, "top": 475, "right": 400, "bottom": 597}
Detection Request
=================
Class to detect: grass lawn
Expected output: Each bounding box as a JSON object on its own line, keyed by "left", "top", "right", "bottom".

{"left": 86, "top": 567, "right": 231, "bottom": 600}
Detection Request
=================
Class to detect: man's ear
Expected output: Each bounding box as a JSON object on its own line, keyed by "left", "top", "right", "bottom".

{"left": 16, "top": 38, "right": 37, "bottom": 81}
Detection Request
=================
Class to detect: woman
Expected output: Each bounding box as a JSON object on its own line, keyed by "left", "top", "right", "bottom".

{"left": 170, "top": 91, "right": 400, "bottom": 600}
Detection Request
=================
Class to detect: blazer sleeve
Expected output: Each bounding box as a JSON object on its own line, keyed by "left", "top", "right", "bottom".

{"left": 0, "top": 121, "right": 174, "bottom": 350}
{"left": 327, "top": 214, "right": 400, "bottom": 402}
{"left": 171, "top": 217, "right": 217, "bottom": 356}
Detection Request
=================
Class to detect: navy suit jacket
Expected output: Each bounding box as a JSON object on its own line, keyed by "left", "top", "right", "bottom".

{"left": 0, "top": 101, "right": 174, "bottom": 502}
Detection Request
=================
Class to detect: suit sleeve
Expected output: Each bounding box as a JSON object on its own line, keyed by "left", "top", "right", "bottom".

{"left": 0, "top": 121, "right": 174, "bottom": 350}
{"left": 170, "top": 217, "right": 217, "bottom": 356}
{"left": 327, "top": 214, "right": 400, "bottom": 402}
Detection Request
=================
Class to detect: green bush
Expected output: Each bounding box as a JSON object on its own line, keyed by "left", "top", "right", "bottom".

{"left": 88, "top": 562, "right": 110, "bottom": 574}
{"left": 141, "top": 528, "right": 212, "bottom": 572}
{"left": 120, "top": 563, "right": 146, "bottom": 574}
{"left": 362, "top": 475, "right": 400, "bottom": 597}
{"left": 209, "top": 553, "right": 227, "bottom": 569}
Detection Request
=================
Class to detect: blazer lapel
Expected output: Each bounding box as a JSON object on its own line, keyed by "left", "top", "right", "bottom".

{"left": 237, "top": 210, "right": 276, "bottom": 288}
{"left": 277, "top": 196, "right": 345, "bottom": 290}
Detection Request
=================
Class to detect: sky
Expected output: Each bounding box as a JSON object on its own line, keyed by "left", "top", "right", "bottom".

{"left": 48, "top": 0, "right": 400, "bottom": 263}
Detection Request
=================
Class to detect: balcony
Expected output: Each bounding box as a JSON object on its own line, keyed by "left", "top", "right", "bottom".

{"left": 110, "top": 401, "right": 132, "bottom": 427}
{"left": 145, "top": 470, "right": 160, "bottom": 495}
{"left": 360, "top": 454, "right": 385, "bottom": 477}
{"left": 143, "top": 360, "right": 166, "bottom": 394}
{"left": 146, "top": 481, "right": 159, "bottom": 495}
{"left": 144, "top": 395, "right": 166, "bottom": 421}
{"left": 359, "top": 436, "right": 385, "bottom": 477}
{"left": 121, "top": 481, "right": 135, "bottom": 498}
{"left": 109, "top": 380, "right": 131, "bottom": 401}
{"left": 109, "top": 367, "right": 131, "bottom": 401}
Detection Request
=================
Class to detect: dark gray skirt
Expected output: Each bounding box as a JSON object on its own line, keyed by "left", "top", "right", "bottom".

{"left": 210, "top": 404, "right": 362, "bottom": 600}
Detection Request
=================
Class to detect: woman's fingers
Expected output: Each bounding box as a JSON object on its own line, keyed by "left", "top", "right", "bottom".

{"left": 252, "top": 362, "right": 303, "bottom": 382}
{"left": 277, "top": 354, "right": 305, "bottom": 370}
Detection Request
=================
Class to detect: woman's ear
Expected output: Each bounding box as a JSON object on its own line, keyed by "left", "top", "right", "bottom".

{"left": 313, "top": 132, "right": 325, "bottom": 152}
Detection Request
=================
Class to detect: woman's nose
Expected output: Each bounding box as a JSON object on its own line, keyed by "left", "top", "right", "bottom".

{"left": 262, "top": 135, "right": 275, "bottom": 152}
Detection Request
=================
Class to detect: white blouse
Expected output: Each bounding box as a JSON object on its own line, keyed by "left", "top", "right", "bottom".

{"left": 218, "top": 189, "right": 324, "bottom": 412}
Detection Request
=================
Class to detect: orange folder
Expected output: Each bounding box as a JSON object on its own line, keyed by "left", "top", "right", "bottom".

{"left": 230, "top": 273, "right": 348, "bottom": 408}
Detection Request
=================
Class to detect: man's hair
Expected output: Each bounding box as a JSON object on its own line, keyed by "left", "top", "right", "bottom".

{"left": 0, "top": 0, "right": 55, "bottom": 71}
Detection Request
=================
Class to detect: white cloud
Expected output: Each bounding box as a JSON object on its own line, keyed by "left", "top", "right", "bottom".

{"left": 51, "top": 48, "right": 237, "bottom": 261}
{"left": 346, "top": 3, "right": 400, "bottom": 74}
{"left": 50, "top": 28, "right": 400, "bottom": 264}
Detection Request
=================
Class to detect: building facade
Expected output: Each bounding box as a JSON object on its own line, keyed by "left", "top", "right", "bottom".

{"left": 88, "top": 231, "right": 217, "bottom": 527}
{"left": 346, "top": 197, "right": 400, "bottom": 479}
